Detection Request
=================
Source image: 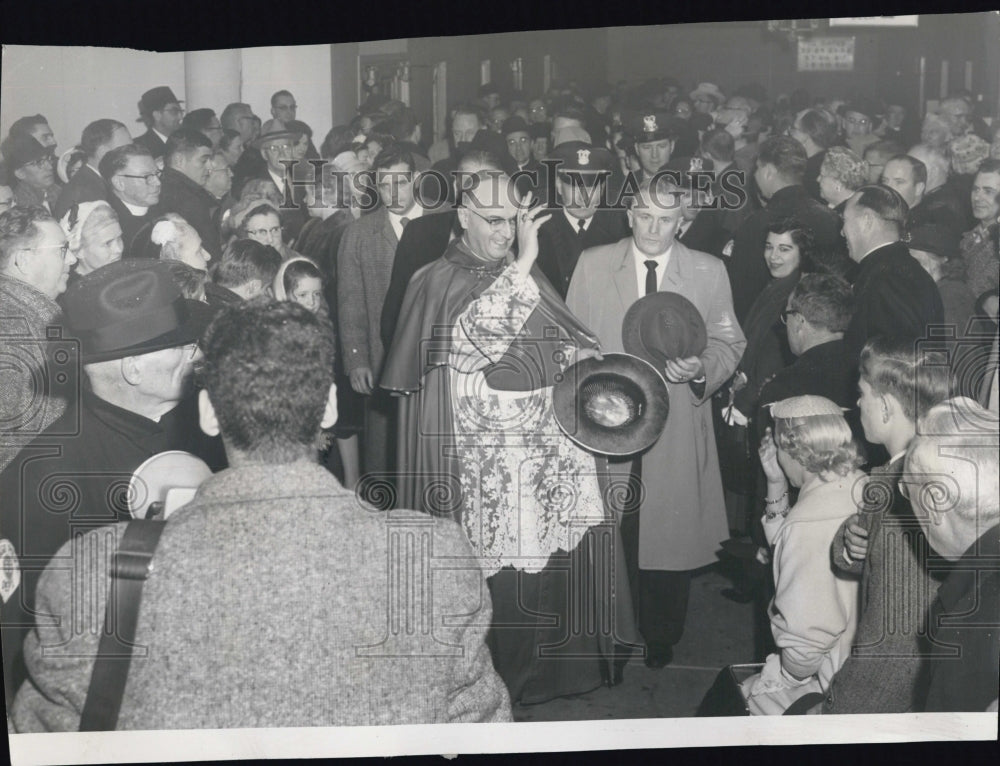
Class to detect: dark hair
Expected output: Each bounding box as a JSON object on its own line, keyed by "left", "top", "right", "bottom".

{"left": 795, "top": 109, "right": 839, "bottom": 150}
{"left": 977, "top": 158, "right": 1000, "bottom": 176}
{"left": 285, "top": 120, "right": 312, "bottom": 139}
{"left": 211, "top": 238, "right": 282, "bottom": 290}
{"left": 9, "top": 115, "right": 49, "bottom": 139}
{"left": 182, "top": 108, "right": 217, "bottom": 133}
{"left": 886, "top": 154, "right": 927, "bottom": 185}
{"left": 788, "top": 273, "right": 855, "bottom": 334}
{"left": 220, "top": 103, "right": 253, "bottom": 131}
{"left": 163, "top": 259, "right": 207, "bottom": 298}
{"left": 80, "top": 119, "right": 126, "bottom": 159}
{"left": 701, "top": 128, "right": 735, "bottom": 163}
{"left": 452, "top": 103, "right": 487, "bottom": 127}
{"left": 165, "top": 128, "right": 212, "bottom": 164}
{"left": 320, "top": 125, "right": 360, "bottom": 159}
{"left": 757, "top": 136, "right": 807, "bottom": 184}
{"left": 372, "top": 144, "right": 416, "bottom": 174}
{"left": 200, "top": 299, "right": 336, "bottom": 461}
{"left": 863, "top": 140, "right": 904, "bottom": 162}
{"left": 270, "top": 90, "right": 294, "bottom": 108}
{"left": 0, "top": 205, "right": 55, "bottom": 269}
{"left": 98, "top": 143, "right": 155, "bottom": 182}
{"left": 852, "top": 184, "right": 909, "bottom": 234}
{"left": 386, "top": 108, "right": 419, "bottom": 142}
{"left": 283, "top": 258, "right": 323, "bottom": 297}
{"left": 551, "top": 103, "right": 587, "bottom": 125}
{"left": 859, "top": 336, "right": 952, "bottom": 422}
{"left": 219, "top": 129, "right": 242, "bottom": 154}
{"left": 766, "top": 216, "right": 819, "bottom": 272}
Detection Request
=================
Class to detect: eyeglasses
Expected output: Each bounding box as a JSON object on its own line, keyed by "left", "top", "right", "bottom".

{"left": 275, "top": 103, "right": 298, "bottom": 111}
{"left": 181, "top": 342, "right": 200, "bottom": 361}
{"left": 265, "top": 144, "right": 293, "bottom": 154}
{"left": 161, "top": 106, "right": 185, "bottom": 116}
{"left": 22, "top": 242, "right": 70, "bottom": 259}
{"left": 507, "top": 136, "right": 531, "bottom": 145}
{"left": 464, "top": 207, "right": 518, "bottom": 233}
{"left": 25, "top": 155, "right": 55, "bottom": 169}
{"left": 779, "top": 308, "right": 800, "bottom": 325}
{"left": 117, "top": 171, "right": 162, "bottom": 185}
{"left": 210, "top": 166, "right": 233, "bottom": 175}
{"left": 247, "top": 225, "right": 282, "bottom": 239}
{"left": 845, "top": 116, "right": 870, "bottom": 127}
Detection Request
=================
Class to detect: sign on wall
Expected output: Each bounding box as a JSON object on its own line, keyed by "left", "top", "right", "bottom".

{"left": 797, "top": 36, "right": 856, "bottom": 72}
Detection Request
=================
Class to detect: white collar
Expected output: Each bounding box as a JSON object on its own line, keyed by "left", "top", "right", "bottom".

{"left": 267, "top": 167, "right": 286, "bottom": 189}
{"left": 388, "top": 204, "right": 422, "bottom": 224}
{"left": 152, "top": 128, "right": 169, "bottom": 145}
{"left": 564, "top": 209, "right": 594, "bottom": 231}
{"left": 121, "top": 199, "right": 149, "bottom": 215}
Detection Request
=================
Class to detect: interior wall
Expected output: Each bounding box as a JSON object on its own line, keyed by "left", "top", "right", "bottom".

{"left": 1, "top": 45, "right": 185, "bottom": 155}
{"left": 239, "top": 44, "right": 333, "bottom": 138}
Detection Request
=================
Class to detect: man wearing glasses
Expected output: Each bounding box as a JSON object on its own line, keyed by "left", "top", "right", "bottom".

{"left": 1, "top": 134, "right": 61, "bottom": 213}
{"left": 248, "top": 127, "right": 310, "bottom": 244}
{"left": 270, "top": 90, "right": 297, "bottom": 125}
{"left": 134, "top": 86, "right": 185, "bottom": 161}
{"left": 0, "top": 259, "right": 220, "bottom": 708}
{"left": 100, "top": 144, "right": 161, "bottom": 257}
{"left": 842, "top": 98, "right": 880, "bottom": 159}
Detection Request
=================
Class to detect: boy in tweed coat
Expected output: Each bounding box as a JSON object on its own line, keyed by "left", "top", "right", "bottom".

{"left": 12, "top": 300, "right": 511, "bottom": 731}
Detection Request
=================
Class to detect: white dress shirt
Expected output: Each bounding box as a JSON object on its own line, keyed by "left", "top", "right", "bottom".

{"left": 633, "top": 243, "right": 673, "bottom": 295}
{"left": 388, "top": 204, "right": 423, "bottom": 241}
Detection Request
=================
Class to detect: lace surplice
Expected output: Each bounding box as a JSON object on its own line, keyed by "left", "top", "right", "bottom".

{"left": 449, "top": 262, "right": 605, "bottom": 577}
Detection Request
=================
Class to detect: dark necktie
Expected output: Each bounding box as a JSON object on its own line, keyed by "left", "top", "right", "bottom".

{"left": 645, "top": 260, "right": 659, "bottom": 295}
{"left": 400, "top": 216, "right": 410, "bottom": 230}
{"left": 577, "top": 217, "right": 586, "bottom": 236}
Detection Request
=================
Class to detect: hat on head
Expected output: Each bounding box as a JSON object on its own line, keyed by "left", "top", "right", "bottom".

{"left": 690, "top": 83, "right": 725, "bottom": 105}
{"left": 552, "top": 352, "right": 670, "bottom": 456}
{"left": 551, "top": 125, "right": 593, "bottom": 148}
{"left": 138, "top": 86, "right": 183, "bottom": 117}
{"left": 501, "top": 115, "right": 530, "bottom": 136}
{"left": 844, "top": 97, "right": 879, "bottom": 121}
{"left": 906, "top": 223, "right": 960, "bottom": 260}
{"left": 60, "top": 200, "right": 116, "bottom": 253}
{"left": 253, "top": 128, "right": 299, "bottom": 149}
{"left": 260, "top": 118, "right": 286, "bottom": 134}
{"left": 661, "top": 155, "right": 717, "bottom": 186}
{"left": 0, "top": 134, "right": 51, "bottom": 170}
{"left": 62, "top": 259, "right": 216, "bottom": 364}
{"left": 769, "top": 395, "right": 847, "bottom": 419}
{"left": 625, "top": 111, "right": 680, "bottom": 145}
{"left": 550, "top": 140, "right": 615, "bottom": 177}
{"left": 622, "top": 292, "right": 708, "bottom": 371}
{"left": 949, "top": 133, "right": 990, "bottom": 175}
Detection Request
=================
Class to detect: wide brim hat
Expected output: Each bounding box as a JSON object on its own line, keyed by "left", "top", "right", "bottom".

{"left": 63, "top": 259, "right": 217, "bottom": 364}
{"left": 690, "top": 83, "right": 725, "bottom": 104}
{"left": 906, "top": 223, "right": 960, "bottom": 260}
{"left": 0, "top": 134, "right": 51, "bottom": 170}
{"left": 138, "top": 86, "right": 183, "bottom": 116}
{"left": 622, "top": 291, "right": 708, "bottom": 371}
{"left": 553, "top": 352, "right": 670, "bottom": 456}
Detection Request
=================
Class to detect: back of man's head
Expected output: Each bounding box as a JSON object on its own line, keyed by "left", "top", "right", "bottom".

{"left": 757, "top": 136, "right": 807, "bottom": 186}
{"left": 0, "top": 205, "right": 55, "bottom": 272}
{"left": 80, "top": 119, "right": 126, "bottom": 161}
{"left": 789, "top": 273, "right": 854, "bottom": 335}
{"left": 165, "top": 128, "right": 212, "bottom": 167}
{"left": 220, "top": 103, "right": 252, "bottom": 131}
{"left": 907, "top": 145, "right": 950, "bottom": 190}
{"left": 859, "top": 335, "right": 952, "bottom": 422}
{"left": 182, "top": 108, "right": 217, "bottom": 133}
{"left": 386, "top": 109, "right": 419, "bottom": 143}
{"left": 211, "top": 238, "right": 282, "bottom": 291}
{"left": 852, "top": 183, "right": 909, "bottom": 237}
{"left": 9, "top": 115, "right": 49, "bottom": 140}
{"left": 701, "top": 128, "right": 735, "bottom": 163}
{"left": 99, "top": 143, "right": 153, "bottom": 183}
{"left": 372, "top": 144, "right": 415, "bottom": 174}
{"left": 200, "top": 299, "right": 336, "bottom": 462}
{"left": 796, "top": 109, "right": 839, "bottom": 150}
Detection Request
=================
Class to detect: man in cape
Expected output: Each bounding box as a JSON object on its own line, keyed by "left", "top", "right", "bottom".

{"left": 381, "top": 171, "right": 639, "bottom": 701}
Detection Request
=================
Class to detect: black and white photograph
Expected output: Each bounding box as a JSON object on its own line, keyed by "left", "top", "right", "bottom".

{"left": 1, "top": 2, "right": 998, "bottom": 763}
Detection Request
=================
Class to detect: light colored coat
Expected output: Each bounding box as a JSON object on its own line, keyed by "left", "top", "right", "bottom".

{"left": 337, "top": 207, "right": 399, "bottom": 376}
{"left": 567, "top": 238, "right": 745, "bottom": 570}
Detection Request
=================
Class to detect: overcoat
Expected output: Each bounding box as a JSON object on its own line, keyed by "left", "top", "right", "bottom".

{"left": 567, "top": 238, "right": 746, "bottom": 570}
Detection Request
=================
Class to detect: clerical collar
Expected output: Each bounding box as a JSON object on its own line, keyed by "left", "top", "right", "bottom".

{"left": 122, "top": 200, "right": 149, "bottom": 215}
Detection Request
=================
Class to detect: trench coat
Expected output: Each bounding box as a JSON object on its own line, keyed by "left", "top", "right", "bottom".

{"left": 567, "top": 238, "right": 746, "bottom": 570}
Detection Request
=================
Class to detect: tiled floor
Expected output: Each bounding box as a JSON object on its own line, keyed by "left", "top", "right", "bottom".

{"left": 514, "top": 563, "right": 758, "bottom": 721}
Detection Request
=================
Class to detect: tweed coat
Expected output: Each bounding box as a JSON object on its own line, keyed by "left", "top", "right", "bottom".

{"left": 567, "top": 238, "right": 746, "bottom": 570}
{"left": 11, "top": 461, "right": 511, "bottom": 730}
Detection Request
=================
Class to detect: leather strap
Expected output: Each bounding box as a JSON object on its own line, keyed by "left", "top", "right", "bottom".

{"left": 79, "top": 519, "right": 167, "bottom": 731}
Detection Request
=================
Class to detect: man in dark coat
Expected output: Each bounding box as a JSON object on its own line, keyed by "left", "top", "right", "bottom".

{"left": 0, "top": 260, "right": 218, "bottom": 706}
{"left": 133, "top": 86, "right": 184, "bottom": 161}
{"left": 536, "top": 140, "right": 629, "bottom": 298}
{"left": 153, "top": 128, "right": 221, "bottom": 258}
{"left": 240, "top": 127, "right": 311, "bottom": 246}
{"left": 842, "top": 185, "right": 945, "bottom": 361}
{"left": 10, "top": 300, "right": 511, "bottom": 731}
{"left": 99, "top": 144, "right": 161, "bottom": 256}
{"left": 53, "top": 120, "right": 131, "bottom": 220}
{"left": 726, "top": 136, "right": 844, "bottom": 323}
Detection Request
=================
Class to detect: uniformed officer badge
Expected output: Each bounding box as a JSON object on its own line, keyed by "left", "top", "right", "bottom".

{"left": 690, "top": 157, "right": 704, "bottom": 172}
{"left": 643, "top": 114, "right": 658, "bottom": 133}
{"left": 0, "top": 538, "right": 21, "bottom": 604}
{"left": 577, "top": 149, "right": 591, "bottom": 166}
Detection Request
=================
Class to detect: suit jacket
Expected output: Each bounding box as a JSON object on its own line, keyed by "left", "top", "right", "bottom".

{"left": 844, "top": 241, "right": 945, "bottom": 362}
{"left": 567, "top": 238, "right": 745, "bottom": 570}
{"left": 536, "top": 207, "right": 630, "bottom": 298}
{"left": 52, "top": 165, "right": 109, "bottom": 221}
{"left": 337, "top": 207, "right": 399, "bottom": 377}
{"left": 11, "top": 461, "right": 512, "bottom": 730}
{"left": 231, "top": 146, "right": 268, "bottom": 199}
{"left": 107, "top": 193, "right": 155, "bottom": 258}
{"left": 133, "top": 129, "right": 167, "bottom": 160}
{"left": 152, "top": 167, "right": 222, "bottom": 258}
{"left": 380, "top": 210, "right": 456, "bottom": 351}
{"left": 678, "top": 209, "right": 729, "bottom": 258}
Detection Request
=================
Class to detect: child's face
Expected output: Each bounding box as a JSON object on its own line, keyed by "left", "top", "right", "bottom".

{"left": 291, "top": 276, "right": 323, "bottom": 314}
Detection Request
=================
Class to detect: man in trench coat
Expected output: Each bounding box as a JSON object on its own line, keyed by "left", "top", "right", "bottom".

{"left": 567, "top": 176, "right": 745, "bottom": 667}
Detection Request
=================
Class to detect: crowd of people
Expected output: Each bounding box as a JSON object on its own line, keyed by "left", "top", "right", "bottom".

{"left": 0, "top": 68, "right": 998, "bottom": 731}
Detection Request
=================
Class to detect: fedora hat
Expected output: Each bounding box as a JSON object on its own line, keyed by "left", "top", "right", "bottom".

{"left": 553, "top": 352, "right": 669, "bottom": 456}
{"left": 622, "top": 292, "right": 708, "bottom": 371}
{"left": 62, "top": 259, "right": 216, "bottom": 363}
{"left": 138, "top": 86, "right": 183, "bottom": 117}
{"left": 253, "top": 128, "right": 299, "bottom": 149}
